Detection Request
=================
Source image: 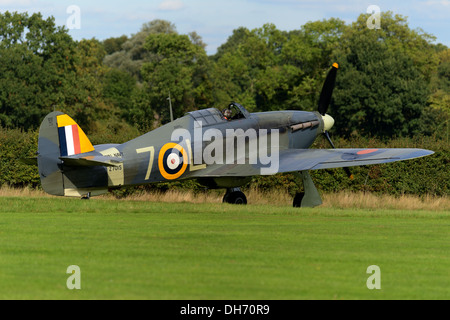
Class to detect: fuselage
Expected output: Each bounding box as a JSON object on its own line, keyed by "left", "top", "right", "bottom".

{"left": 61, "top": 104, "right": 324, "bottom": 194}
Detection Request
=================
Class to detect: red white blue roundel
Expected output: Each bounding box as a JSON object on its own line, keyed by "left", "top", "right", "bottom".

{"left": 158, "top": 143, "right": 188, "bottom": 180}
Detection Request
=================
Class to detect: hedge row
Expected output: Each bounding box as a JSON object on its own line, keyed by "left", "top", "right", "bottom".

{"left": 0, "top": 128, "right": 40, "bottom": 188}
{"left": 1, "top": 127, "right": 448, "bottom": 196}
{"left": 251, "top": 135, "right": 449, "bottom": 197}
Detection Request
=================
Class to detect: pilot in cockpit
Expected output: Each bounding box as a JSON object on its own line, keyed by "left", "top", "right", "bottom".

{"left": 223, "top": 108, "right": 232, "bottom": 120}
{"left": 222, "top": 103, "right": 246, "bottom": 121}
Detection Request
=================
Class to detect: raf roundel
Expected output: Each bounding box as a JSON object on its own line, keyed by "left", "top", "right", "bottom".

{"left": 158, "top": 143, "right": 188, "bottom": 180}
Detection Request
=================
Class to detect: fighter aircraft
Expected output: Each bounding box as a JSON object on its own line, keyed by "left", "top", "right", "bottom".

{"left": 29, "top": 63, "right": 434, "bottom": 207}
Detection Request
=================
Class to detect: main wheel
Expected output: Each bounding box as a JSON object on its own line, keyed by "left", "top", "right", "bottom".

{"left": 223, "top": 191, "right": 247, "bottom": 205}
{"left": 293, "top": 192, "right": 305, "bottom": 208}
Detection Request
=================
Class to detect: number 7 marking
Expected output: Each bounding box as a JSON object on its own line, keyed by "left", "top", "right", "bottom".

{"left": 136, "top": 147, "right": 155, "bottom": 180}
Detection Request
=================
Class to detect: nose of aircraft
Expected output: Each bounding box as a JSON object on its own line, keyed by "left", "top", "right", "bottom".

{"left": 322, "top": 114, "right": 335, "bottom": 132}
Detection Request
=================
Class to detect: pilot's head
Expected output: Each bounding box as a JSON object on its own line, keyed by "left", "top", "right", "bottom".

{"left": 224, "top": 109, "right": 232, "bottom": 119}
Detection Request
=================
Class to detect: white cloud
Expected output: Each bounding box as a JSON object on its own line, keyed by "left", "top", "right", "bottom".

{"left": 158, "top": 0, "right": 185, "bottom": 11}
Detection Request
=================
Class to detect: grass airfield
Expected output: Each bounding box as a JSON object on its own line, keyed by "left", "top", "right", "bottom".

{"left": 0, "top": 195, "right": 449, "bottom": 300}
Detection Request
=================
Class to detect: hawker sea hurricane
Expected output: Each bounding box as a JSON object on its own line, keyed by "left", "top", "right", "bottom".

{"left": 27, "top": 64, "right": 433, "bottom": 207}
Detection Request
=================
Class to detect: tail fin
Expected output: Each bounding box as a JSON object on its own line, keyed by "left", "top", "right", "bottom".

{"left": 37, "top": 112, "right": 95, "bottom": 196}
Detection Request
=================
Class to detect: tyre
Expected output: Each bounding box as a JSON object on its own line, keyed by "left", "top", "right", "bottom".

{"left": 223, "top": 191, "right": 247, "bottom": 205}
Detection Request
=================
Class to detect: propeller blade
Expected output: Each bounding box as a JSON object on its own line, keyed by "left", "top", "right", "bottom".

{"left": 318, "top": 63, "right": 339, "bottom": 116}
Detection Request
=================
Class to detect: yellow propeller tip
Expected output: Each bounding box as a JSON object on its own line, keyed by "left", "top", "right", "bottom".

{"left": 332, "top": 63, "right": 339, "bottom": 69}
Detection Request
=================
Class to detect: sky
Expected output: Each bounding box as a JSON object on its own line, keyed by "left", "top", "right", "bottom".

{"left": 1, "top": 0, "right": 449, "bottom": 55}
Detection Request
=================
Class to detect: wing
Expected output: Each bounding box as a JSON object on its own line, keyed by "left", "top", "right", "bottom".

{"left": 275, "top": 148, "right": 433, "bottom": 172}
{"left": 188, "top": 148, "right": 434, "bottom": 177}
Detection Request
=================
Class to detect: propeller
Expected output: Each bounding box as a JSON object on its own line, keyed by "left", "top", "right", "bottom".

{"left": 318, "top": 63, "right": 354, "bottom": 180}
{"left": 318, "top": 63, "right": 339, "bottom": 116}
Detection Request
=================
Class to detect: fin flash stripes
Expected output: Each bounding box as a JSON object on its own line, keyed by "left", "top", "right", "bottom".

{"left": 57, "top": 115, "right": 94, "bottom": 157}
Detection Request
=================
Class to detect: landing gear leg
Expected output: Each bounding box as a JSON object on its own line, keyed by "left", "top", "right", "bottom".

{"left": 293, "top": 171, "right": 322, "bottom": 208}
{"left": 223, "top": 188, "right": 247, "bottom": 205}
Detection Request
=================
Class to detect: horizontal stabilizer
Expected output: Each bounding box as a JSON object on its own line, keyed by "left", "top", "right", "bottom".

{"left": 60, "top": 155, "right": 123, "bottom": 167}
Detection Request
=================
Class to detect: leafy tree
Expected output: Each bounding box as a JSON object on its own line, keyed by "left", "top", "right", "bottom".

{"left": 138, "top": 32, "right": 212, "bottom": 123}
{"left": 285, "top": 18, "right": 348, "bottom": 110}
{"left": 0, "top": 12, "right": 111, "bottom": 132}
{"left": 104, "top": 20, "right": 177, "bottom": 82}
{"left": 103, "top": 19, "right": 214, "bottom": 128}
{"left": 103, "top": 69, "right": 137, "bottom": 112}
{"left": 429, "top": 48, "right": 450, "bottom": 116}
{"left": 331, "top": 12, "right": 433, "bottom": 138}
{"left": 64, "top": 39, "right": 113, "bottom": 131}
{"left": 212, "top": 24, "right": 290, "bottom": 112}
{"left": 103, "top": 35, "right": 128, "bottom": 55}
{"left": 211, "top": 20, "right": 347, "bottom": 112}
{"left": 214, "top": 27, "right": 252, "bottom": 60}
{"left": 0, "top": 11, "right": 77, "bottom": 130}
{"left": 427, "top": 47, "right": 450, "bottom": 139}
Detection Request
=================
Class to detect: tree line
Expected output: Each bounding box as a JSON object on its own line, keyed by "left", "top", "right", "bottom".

{"left": 0, "top": 11, "right": 448, "bottom": 196}
{"left": 0, "top": 11, "right": 448, "bottom": 140}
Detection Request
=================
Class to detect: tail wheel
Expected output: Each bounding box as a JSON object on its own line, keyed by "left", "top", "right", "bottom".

{"left": 81, "top": 192, "right": 91, "bottom": 200}
{"left": 223, "top": 191, "right": 247, "bottom": 205}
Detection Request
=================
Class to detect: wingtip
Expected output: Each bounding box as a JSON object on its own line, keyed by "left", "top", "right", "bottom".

{"left": 416, "top": 149, "right": 435, "bottom": 158}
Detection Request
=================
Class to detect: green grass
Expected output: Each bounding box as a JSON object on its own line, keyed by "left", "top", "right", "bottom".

{"left": 0, "top": 197, "right": 449, "bottom": 300}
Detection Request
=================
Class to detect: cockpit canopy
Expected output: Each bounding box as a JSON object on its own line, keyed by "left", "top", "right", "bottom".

{"left": 186, "top": 102, "right": 250, "bottom": 126}
{"left": 221, "top": 102, "right": 249, "bottom": 121}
